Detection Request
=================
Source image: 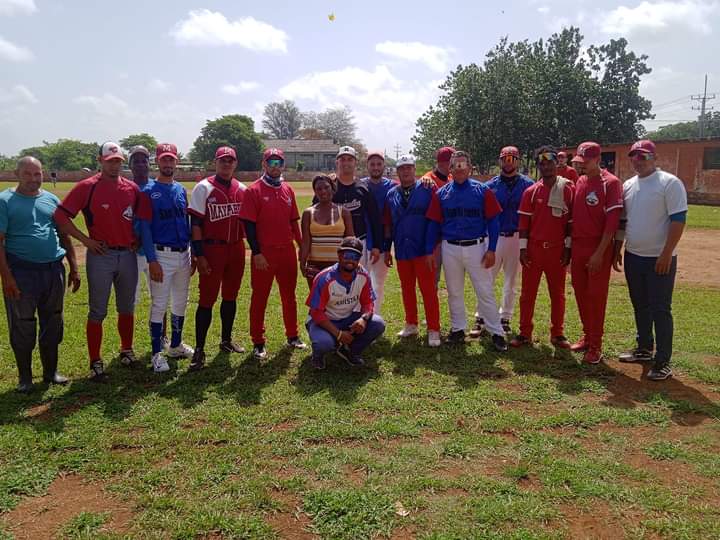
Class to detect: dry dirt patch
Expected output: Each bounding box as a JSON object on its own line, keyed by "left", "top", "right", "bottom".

{"left": 1, "top": 474, "right": 134, "bottom": 540}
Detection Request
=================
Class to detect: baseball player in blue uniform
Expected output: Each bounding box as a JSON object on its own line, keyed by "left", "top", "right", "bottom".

{"left": 138, "top": 143, "right": 194, "bottom": 372}
{"left": 426, "top": 151, "right": 508, "bottom": 351}
{"left": 472, "top": 146, "right": 534, "bottom": 337}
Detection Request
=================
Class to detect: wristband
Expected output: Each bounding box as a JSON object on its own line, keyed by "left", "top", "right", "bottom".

{"left": 191, "top": 240, "right": 204, "bottom": 257}
{"left": 564, "top": 237, "right": 572, "bottom": 248}
{"left": 519, "top": 238, "right": 528, "bottom": 249}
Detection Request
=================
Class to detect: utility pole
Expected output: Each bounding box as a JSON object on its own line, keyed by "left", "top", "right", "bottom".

{"left": 692, "top": 74, "right": 716, "bottom": 138}
{"left": 393, "top": 143, "right": 401, "bottom": 160}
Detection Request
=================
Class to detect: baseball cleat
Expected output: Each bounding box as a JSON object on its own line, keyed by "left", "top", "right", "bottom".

{"left": 583, "top": 349, "right": 603, "bottom": 365}
{"left": 219, "top": 341, "right": 245, "bottom": 354}
{"left": 119, "top": 349, "right": 138, "bottom": 367}
{"left": 167, "top": 343, "right": 194, "bottom": 358}
{"left": 252, "top": 344, "right": 268, "bottom": 360}
{"left": 151, "top": 352, "right": 170, "bottom": 373}
{"left": 647, "top": 364, "right": 672, "bottom": 381}
{"left": 510, "top": 335, "right": 531, "bottom": 348}
{"left": 551, "top": 335, "right": 571, "bottom": 349}
{"left": 311, "top": 353, "right": 326, "bottom": 370}
{"left": 469, "top": 318, "right": 487, "bottom": 339}
{"left": 501, "top": 318, "right": 512, "bottom": 334}
{"left": 188, "top": 350, "right": 205, "bottom": 372}
{"left": 287, "top": 336, "right": 307, "bottom": 350}
{"left": 397, "top": 324, "right": 419, "bottom": 338}
{"left": 428, "top": 331, "right": 442, "bottom": 347}
{"left": 446, "top": 329, "right": 466, "bottom": 345}
{"left": 571, "top": 337, "right": 589, "bottom": 353}
{"left": 492, "top": 334, "right": 509, "bottom": 352}
{"left": 89, "top": 360, "right": 108, "bottom": 382}
{"left": 618, "top": 348, "right": 653, "bottom": 363}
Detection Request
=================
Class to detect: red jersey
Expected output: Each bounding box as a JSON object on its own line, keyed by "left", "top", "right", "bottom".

{"left": 518, "top": 178, "right": 574, "bottom": 242}
{"left": 188, "top": 175, "right": 246, "bottom": 243}
{"left": 556, "top": 165, "right": 579, "bottom": 184}
{"left": 239, "top": 178, "right": 300, "bottom": 248}
{"left": 54, "top": 174, "right": 151, "bottom": 247}
{"left": 571, "top": 170, "right": 623, "bottom": 239}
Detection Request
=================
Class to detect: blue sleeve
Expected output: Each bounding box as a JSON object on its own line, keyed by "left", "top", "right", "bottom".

{"left": 487, "top": 215, "right": 499, "bottom": 251}
{"left": 139, "top": 219, "right": 157, "bottom": 263}
{"left": 0, "top": 198, "right": 8, "bottom": 234}
{"left": 669, "top": 211, "right": 687, "bottom": 223}
{"left": 425, "top": 220, "right": 440, "bottom": 256}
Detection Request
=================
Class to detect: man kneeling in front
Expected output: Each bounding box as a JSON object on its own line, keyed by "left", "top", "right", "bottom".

{"left": 305, "top": 236, "right": 386, "bottom": 369}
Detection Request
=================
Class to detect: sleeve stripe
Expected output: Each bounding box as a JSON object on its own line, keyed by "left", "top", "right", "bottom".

{"left": 517, "top": 210, "right": 533, "bottom": 216}
{"left": 605, "top": 204, "right": 623, "bottom": 212}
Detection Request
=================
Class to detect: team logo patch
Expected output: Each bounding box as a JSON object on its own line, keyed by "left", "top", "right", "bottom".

{"left": 122, "top": 205, "right": 134, "bottom": 221}
{"left": 586, "top": 191, "right": 599, "bottom": 206}
{"left": 101, "top": 204, "right": 110, "bottom": 210}
{"left": 151, "top": 192, "right": 162, "bottom": 199}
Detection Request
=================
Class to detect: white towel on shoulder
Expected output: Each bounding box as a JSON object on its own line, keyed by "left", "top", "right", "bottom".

{"left": 548, "top": 176, "right": 570, "bottom": 217}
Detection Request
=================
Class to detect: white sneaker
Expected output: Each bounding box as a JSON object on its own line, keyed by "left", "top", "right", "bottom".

{"left": 151, "top": 353, "right": 170, "bottom": 373}
{"left": 166, "top": 343, "right": 194, "bottom": 358}
{"left": 428, "top": 331, "right": 441, "bottom": 347}
{"left": 397, "top": 324, "right": 419, "bottom": 338}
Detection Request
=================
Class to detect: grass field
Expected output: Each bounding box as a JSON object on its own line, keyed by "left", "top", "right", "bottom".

{"left": 0, "top": 179, "right": 719, "bottom": 539}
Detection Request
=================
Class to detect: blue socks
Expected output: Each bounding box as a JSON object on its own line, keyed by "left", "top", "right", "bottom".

{"left": 171, "top": 314, "right": 185, "bottom": 348}
{"left": 150, "top": 322, "right": 163, "bottom": 354}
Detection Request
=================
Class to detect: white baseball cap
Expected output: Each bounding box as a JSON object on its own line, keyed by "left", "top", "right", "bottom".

{"left": 336, "top": 145, "right": 357, "bottom": 159}
{"left": 99, "top": 141, "right": 125, "bottom": 161}
{"left": 396, "top": 154, "right": 416, "bottom": 167}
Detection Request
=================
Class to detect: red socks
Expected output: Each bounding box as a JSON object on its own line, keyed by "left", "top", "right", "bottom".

{"left": 118, "top": 313, "right": 134, "bottom": 351}
{"left": 87, "top": 320, "right": 102, "bottom": 363}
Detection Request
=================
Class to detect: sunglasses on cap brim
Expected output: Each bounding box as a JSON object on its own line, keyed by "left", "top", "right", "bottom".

{"left": 339, "top": 250, "right": 361, "bottom": 261}
{"left": 536, "top": 152, "right": 558, "bottom": 162}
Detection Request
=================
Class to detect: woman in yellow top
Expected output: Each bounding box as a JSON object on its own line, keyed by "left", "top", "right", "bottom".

{"left": 300, "top": 175, "right": 354, "bottom": 287}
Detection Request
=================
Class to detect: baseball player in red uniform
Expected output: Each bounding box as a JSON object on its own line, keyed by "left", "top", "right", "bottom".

{"left": 54, "top": 142, "right": 151, "bottom": 381}
{"left": 240, "top": 148, "right": 306, "bottom": 360}
{"left": 511, "top": 146, "right": 574, "bottom": 349}
{"left": 557, "top": 151, "right": 579, "bottom": 184}
{"left": 187, "top": 146, "right": 247, "bottom": 371}
{"left": 569, "top": 142, "right": 623, "bottom": 364}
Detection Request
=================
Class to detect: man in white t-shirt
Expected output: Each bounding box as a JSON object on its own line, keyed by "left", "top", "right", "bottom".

{"left": 613, "top": 140, "right": 687, "bottom": 381}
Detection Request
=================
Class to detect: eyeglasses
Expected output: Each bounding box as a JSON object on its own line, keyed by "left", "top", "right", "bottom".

{"left": 536, "top": 152, "right": 557, "bottom": 163}
{"left": 340, "top": 251, "right": 361, "bottom": 261}
{"left": 267, "top": 159, "right": 284, "bottom": 168}
{"left": 630, "top": 152, "right": 654, "bottom": 161}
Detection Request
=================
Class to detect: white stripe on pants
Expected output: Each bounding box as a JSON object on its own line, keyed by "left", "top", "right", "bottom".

{"left": 359, "top": 239, "right": 390, "bottom": 316}
{"left": 474, "top": 233, "right": 520, "bottom": 321}
{"left": 442, "top": 240, "right": 503, "bottom": 335}
{"left": 149, "top": 249, "right": 192, "bottom": 322}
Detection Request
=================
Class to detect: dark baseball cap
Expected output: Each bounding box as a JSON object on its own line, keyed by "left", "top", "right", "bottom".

{"left": 338, "top": 236, "right": 363, "bottom": 256}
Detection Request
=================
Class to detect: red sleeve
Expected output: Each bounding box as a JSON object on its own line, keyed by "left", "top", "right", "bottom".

{"left": 308, "top": 282, "right": 331, "bottom": 323}
{"left": 483, "top": 189, "right": 502, "bottom": 220}
{"left": 425, "top": 191, "right": 443, "bottom": 222}
{"left": 359, "top": 277, "right": 375, "bottom": 314}
{"left": 238, "top": 185, "right": 259, "bottom": 222}
{"left": 290, "top": 188, "right": 300, "bottom": 221}
{"left": 604, "top": 208, "right": 621, "bottom": 234}
{"left": 518, "top": 188, "right": 533, "bottom": 232}
{"left": 605, "top": 177, "right": 623, "bottom": 213}
{"left": 55, "top": 180, "right": 92, "bottom": 222}
{"left": 135, "top": 190, "right": 152, "bottom": 221}
{"left": 567, "top": 167, "right": 578, "bottom": 183}
{"left": 383, "top": 204, "right": 392, "bottom": 226}
{"left": 565, "top": 184, "right": 574, "bottom": 221}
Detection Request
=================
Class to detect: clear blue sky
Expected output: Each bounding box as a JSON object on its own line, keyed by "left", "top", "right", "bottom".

{"left": 1, "top": 0, "right": 719, "bottom": 156}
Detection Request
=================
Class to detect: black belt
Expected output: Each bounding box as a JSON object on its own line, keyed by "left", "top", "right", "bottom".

{"left": 499, "top": 231, "right": 518, "bottom": 237}
{"left": 155, "top": 244, "right": 188, "bottom": 252}
{"left": 447, "top": 237, "right": 485, "bottom": 246}
{"left": 106, "top": 246, "right": 130, "bottom": 251}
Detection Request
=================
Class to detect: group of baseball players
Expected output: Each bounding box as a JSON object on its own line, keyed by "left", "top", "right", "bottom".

{"left": 0, "top": 137, "right": 687, "bottom": 392}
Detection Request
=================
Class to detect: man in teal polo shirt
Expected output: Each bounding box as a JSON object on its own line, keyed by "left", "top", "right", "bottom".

{"left": 0, "top": 156, "right": 81, "bottom": 392}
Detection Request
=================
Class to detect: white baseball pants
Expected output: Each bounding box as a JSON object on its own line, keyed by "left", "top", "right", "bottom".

{"left": 134, "top": 255, "right": 150, "bottom": 307}
{"left": 359, "top": 238, "right": 390, "bottom": 316}
{"left": 442, "top": 240, "right": 503, "bottom": 335}
{"left": 149, "top": 249, "right": 192, "bottom": 323}
{"left": 475, "top": 233, "right": 521, "bottom": 321}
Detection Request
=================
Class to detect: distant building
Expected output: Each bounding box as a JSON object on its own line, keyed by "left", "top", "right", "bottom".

{"left": 262, "top": 139, "right": 340, "bottom": 171}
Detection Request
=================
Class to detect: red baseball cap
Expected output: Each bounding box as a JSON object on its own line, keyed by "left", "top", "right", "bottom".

{"left": 263, "top": 147, "right": 285, "bottom": 161}
{"left": 367, "top": 149, "right": 385, "bottom": 160}
{"left": 628, "top": 139, "right": 656, "bottom": 156}
{"left": 435, "top": 146, "right": 456, "bottom": 163}
{"left": 156, "top": 143, "right": 178, "bottom": 160}
{"left": 557, "top": 151, "right": 567, "bottom": 158}
{"left": 574, "top": 141, "right": 601, "bottom": 163}
{"left": 571, "top": 155, "right": 583, "bottom": 163}
{"left": 215, "top": 146, "right": 237, "bottom": 160}
{"left": 499, "top": 146, "right": 520, "bottom": 158}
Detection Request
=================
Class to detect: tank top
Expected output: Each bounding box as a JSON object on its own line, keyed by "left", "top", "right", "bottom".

{"left": 309, "top": 205, "right": 345, "bottom": 262}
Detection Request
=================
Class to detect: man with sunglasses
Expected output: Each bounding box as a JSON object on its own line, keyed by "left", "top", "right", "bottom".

{"left": 305, "top": 236, "right": 385, "bottom": 369}
{"left": 187, "top": 146, "right": 247, "bottom": 371}
{"left": 557, "top": 151, "right": 579, "bottom": 184}
{"left": 241, "top": 148, "right": 306, "bottom": 360}
{"left": 426, "top": 151, "right": 508, "bottom": 351}
{"left": 471, "top": 146, "right": 533, "bottom": 338}
{"left": 511, "top": 146, "right": 574, "bottom": 350}
{"left": 568, "top": 142, "right": 623, "bottom": 365}
{"left": 614, "top": 140, "right": 687, "bottom": 381}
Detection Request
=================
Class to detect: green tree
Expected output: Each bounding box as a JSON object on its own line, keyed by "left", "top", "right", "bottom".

{"left": 647, "top": 112, "right": 720, "bottom": 140}
{"left": 263, "top": 100, "right": 302, "bottom": 139}
{"left": 0, "top": 154, "right": 15, "bottom": 171}
{"left": 119, "top": 133, "right": 158, "bottom": 153}
{"left": 19, "top": 139, "right": 98, "bottom": 171}
{"left": 189, "top": 115, "right": 263, "bottom": 171}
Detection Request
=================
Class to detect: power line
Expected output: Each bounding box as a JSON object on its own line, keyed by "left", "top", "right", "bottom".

{"left": 691, "top": 74, "right": 716, "bottom": 137}
{"left": 393, "top": 143, "right": 401, "bottom": 160}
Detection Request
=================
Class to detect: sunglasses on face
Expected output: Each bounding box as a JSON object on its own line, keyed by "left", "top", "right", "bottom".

{"left": 340, "top": 251, "right": 361, "bottom": 261}
{"left": 500, "top": 155, "right": 518, "bottom": 165}
{"left": 630, "top": 152, "right": 654, "bottom": 161}
{"left": 267, "top": 159, "right": 284, "bottom": 167}
{"left": 536, "top": 152, "right": 558, "bottom": 163}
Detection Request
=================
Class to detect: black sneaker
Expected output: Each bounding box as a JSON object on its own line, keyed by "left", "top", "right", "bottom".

{"left": 647, "top": 363, "right": 672, "bottom": 381}
{"left": 119, "top": 349, "right": 138, "bottom": 367}
{"left": 287, "top": 336, "right": 307, "bottom": 350}
{"left": 16, "top": 381, "right": 34, "bottom": 394}
{"left": 619, "top": 348, "right": 653, "bottom": 363}
{"left": 345, "top": 352, "right": 365, "bottom": 367}
{"left": 219, "top": 340, "right": 245, "bottom": 354}
{"left": 469, "top": 318, "right": 486, "bottom": 338}
{"left": 335, "top": 343, "right": 351, "bottom": 362}
{"left": 446, "top": 329, "right": 466, "bottom": 344}
{"left": 89, "top": 360, "right": 107, "bottom": 382}
{"left": 492, "top": 334, "right": 508, "bottom": 352}
{"left": 501, "top": 318, "right": 512, "bottom": 334}
{"left": 311, "top": 353, "right": 326, "bottom": 370}
{"left": 188, "top": 349, "right": 205, "bottom": 372}
{"left": 253, "top": 344, "right": 268, "bottom": 360}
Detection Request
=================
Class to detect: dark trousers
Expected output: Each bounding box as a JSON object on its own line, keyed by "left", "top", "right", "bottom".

{"left": 624, "top": 251, "right": 677, "bottom": 365}
{"left": 3, "top": 254, "right": 66, "bottom": 383}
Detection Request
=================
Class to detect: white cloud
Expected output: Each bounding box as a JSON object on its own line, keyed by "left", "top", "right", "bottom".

{"left": 537, "top": 6, "right": 550, "bottom": 13}
{"left": 375, "top": 41, "right": 452, "bottom": 72}
{"left": 0, "top": 0, "right": 36, "bottom": 16}
{"left": 601, "top": 1, "right": 719, "bottom": 36}
{"left": 0, "top": 84, "right": 37, "bottom": 104}
{"left": 148, "top": 78, "right": 171, "bottom": 93}
{"left": 170, "top": 9, "right": 288, "bottom": 53}
{"left": 0, "top": 35, "right": 33, "bottom": 61}
{"left": 222, "top": 81, "right": 260, "bottom": 95}
{"left": 73, "top": 93, "right": 135, "bottom": 118}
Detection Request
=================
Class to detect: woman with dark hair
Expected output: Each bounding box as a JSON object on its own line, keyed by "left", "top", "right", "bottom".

{"left": 300, "top": 175, "right": 354, "bottom": 287}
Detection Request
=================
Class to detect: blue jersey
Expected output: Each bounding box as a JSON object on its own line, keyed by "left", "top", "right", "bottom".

{"left": 134, "top": 178, "right": 155, "bottom": 256}
{"left": 385, "top": 181, "right": 439, "bottom": 260}
{"left": 363, "top": 176, "right": 394, "bottom": 252}
{"left": 140, "top": 180, "right": 190, "bottom": 262}
{"left": 428, "top": 179, "right": 502, "bottom": 248}
{"left": 484, "top": 174, "right": 534, "bottom": 233}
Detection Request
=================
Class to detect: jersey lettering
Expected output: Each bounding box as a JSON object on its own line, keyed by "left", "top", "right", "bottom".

{"left": 208, "top": 202, "right": 242, "bottom": 222}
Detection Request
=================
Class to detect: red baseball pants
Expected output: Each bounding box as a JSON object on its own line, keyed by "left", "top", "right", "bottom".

{"left": 396, "top": 257, "right": 440, "bottom": 331}
{"left": 199, "top": 243, "right": 245, "bottom": 308}
{"left": 249, "top": 244, "right": 298, "bottom": 344}
{"left": 519, "top": 242, "right": 567, "bottom": 339}
{"left": 570, "top": 238, "right": 613, "bottom": 350}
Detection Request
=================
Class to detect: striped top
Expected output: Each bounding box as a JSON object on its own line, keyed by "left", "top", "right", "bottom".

{"left": 309, "top": 205, "right": 345, "bottom": 262}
